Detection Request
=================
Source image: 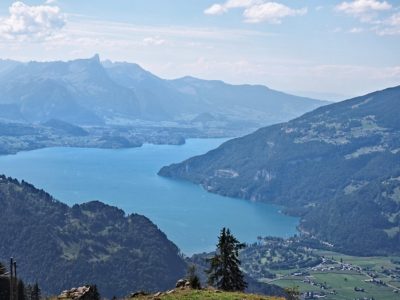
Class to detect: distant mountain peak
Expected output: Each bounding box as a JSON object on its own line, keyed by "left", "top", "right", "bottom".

{"left": 90, "top": 53, "right": 100, "bottom": 62}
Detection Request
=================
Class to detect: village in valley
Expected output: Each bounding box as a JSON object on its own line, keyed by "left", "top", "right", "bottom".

{"left": 240, "top": 237, "right": 400, "bottom": 300}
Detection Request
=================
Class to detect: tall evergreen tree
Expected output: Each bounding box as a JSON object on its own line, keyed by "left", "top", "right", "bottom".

{"left": 207, "top": 227, "right": 247, "bottom": 291}
{"left": 0, "top": 263, "right": 6, "bottom": 275}
{"left": 18, "top": 279, "right": 26, "bottom": 300}
{"left": 187, "top": 265, "right": 201, "bottom": 290}
{"left": 31, "top": 283, "right": 41, "bottom": 300}
{"left": 0, "top": 262, "right": 10, "bottom": 300}
{"left": 86, "top": 285, "right": 100, "bottom": 300}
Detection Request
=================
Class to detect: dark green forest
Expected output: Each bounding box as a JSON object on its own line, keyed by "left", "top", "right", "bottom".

{"left": 0, "top": 176, "right": 186, "bottom": 297}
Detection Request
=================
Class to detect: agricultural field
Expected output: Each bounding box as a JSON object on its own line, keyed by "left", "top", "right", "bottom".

{"left": 241, "top": 238, "right": 400, "bottom": 299}
{"left": 270, "top": 252, "right": 400, "bottom": 299}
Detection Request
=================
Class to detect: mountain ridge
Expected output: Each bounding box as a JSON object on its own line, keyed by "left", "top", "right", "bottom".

{"left": 0, "top": 55, "right": 328, "bottom": 129}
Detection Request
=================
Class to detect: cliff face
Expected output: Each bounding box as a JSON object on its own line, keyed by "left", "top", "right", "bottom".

{"left": 0, "top": 176, "right": 186, "bottom": 297}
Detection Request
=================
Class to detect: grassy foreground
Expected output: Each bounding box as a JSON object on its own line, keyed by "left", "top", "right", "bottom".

{"left": 131, "top": 289, "right": 284, "bottom": 300}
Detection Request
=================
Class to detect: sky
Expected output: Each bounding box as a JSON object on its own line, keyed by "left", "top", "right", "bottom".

{"left": 0, "top": 0, "right": 399, "bottom": 100}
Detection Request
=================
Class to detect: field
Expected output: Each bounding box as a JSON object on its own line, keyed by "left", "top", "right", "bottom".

{"left": 267, "top": 250, "right": 400, "bottom": 300}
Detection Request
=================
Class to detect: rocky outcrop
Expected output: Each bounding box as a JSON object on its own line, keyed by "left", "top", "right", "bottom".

{"left": 175, "top": 279, "right": 190, "bottom": 289}
{"left": 58, "top": 285, "right": 98, "bottom": 300}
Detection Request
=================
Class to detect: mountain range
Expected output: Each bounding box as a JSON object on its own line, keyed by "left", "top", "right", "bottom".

{"left": 0, "top": 55, "right": 327, "bottom": 129}
{"left": 159, "top": 86, "right": 400, "bottom": 256}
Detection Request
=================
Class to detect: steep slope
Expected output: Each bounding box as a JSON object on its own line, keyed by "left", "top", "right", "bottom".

{"left": 159, "top": 86, "right": 400, "bottom": 255}
{"left": 0, "top": 176, "right": 186, "bottom": 297}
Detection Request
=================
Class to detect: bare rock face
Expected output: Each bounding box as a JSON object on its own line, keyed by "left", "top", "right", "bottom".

{"left": 58, "top": 285, "right": 98, "bottom": 300}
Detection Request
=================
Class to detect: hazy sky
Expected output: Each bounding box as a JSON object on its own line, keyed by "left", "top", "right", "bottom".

{"left": 0, "top": 0, "right": 399, "bottom": 100}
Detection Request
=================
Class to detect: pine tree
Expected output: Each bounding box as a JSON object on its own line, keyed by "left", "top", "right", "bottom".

{"left": 0, "top": 262, "right": 10, "bottom": 300}
{"left": 206, "top": 227, "right": 247, "bottom": 291}
{"left": 18, "top": 279, "right": 26, "bottom": 300}
{"left": 0, "top": 262, "right": 6, "bottom": 275}
{"left": 31, "top": 283, "right": 41, "bottom": 300}
{"left": 187, "top": 265, "right": 201, "bottom": 290}
{"left": 25, "top": 284, "right": 32, "bottom": 300}
{"left": 90, "top": 285, "right": 100, "bottom": 300}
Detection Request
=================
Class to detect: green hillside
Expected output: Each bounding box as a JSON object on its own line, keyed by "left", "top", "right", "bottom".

{"left": 0, "top": 176, "right": 186, "bottom": 297}
{"left": 159, "top": 86, "right": 400, "bottom": 256}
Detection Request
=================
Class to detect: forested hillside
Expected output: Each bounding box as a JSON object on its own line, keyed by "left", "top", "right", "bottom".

{"left": 0, "top": 176, "right": 186, "bottom": 297}
{"left": 159, "top": 86, "right": 400, "bottom": 256}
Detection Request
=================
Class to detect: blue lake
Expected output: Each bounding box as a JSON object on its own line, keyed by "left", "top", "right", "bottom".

{"left": 0, "top": 138, "right": 298, "bottom": 254}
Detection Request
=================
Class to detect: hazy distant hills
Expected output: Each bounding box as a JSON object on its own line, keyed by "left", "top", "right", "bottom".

{"left": 0, "top": 56, "right": 327, "bottom": 128}
{"left": 159, "top": 86, "right": 400, "bottom": 255}
{"left": 0, "top": 176, "right": 186, "bottom": 297}
{"left": 0, "top": 55, "right": 137, "bottom": 125}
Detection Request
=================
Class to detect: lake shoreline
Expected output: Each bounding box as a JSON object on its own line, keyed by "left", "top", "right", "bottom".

{"left": 0, "top": 138, "right": 299, "bottom": 255}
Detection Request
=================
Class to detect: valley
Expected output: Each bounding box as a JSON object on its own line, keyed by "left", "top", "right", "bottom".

{"left": 191, "top": 237, "right": 400, "bottom": 300}
{"left": 0, "top": 138, "right": 299, "bottom": 255}
{"left": 266, "top": 250, "right": 400, "bottom": 300}
{"left": 0, "top": 0, "right": 399, "bottom": 298}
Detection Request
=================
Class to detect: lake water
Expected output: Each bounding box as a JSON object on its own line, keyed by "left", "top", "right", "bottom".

{"left": 0, "top": 139, "right": 298, "bottom": 254}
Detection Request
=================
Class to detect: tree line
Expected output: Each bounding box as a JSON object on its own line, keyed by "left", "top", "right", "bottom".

{"left": 0, "top": 261, "right": 40, "bottom": 300}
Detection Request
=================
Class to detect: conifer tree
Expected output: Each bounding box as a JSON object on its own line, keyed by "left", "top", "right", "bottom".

{"left": 187, "top": 265, "right": 201, "bottom": 290}
{"left": 31, "top": 283, "right": 41, "bottom": 300}
{"left": 18, "top": 279, "right": 26, "bottom": 300}
{"left": 0, "top": 262, "right": 10, "bottom": 300}
{"left": 90, "top": 285, "right": 100, "bottom": 300}
{"left": 0, "top": 262, "right": 6, "bottom": 275}
{"left": 207, "top": 227, "right": 247, "bottom": 291}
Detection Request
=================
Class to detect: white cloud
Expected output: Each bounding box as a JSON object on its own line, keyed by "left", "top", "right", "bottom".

{"left": 142, "top": 36, "right": 166, "bottom": 46}
{"left": 204, "top": 1, "right": 307, "bottom": 24}
{"left": 335, "top": 0, "right": 397, "bottom": 34}
{"left": 244, "top": 3, "right": 307, "bottom": 24}
{"left": 204, "top": 4, "right": 226, "bottom": 15}
{"left": 373, "top": 12, "right": 400, "bottom": 35}
{"left": 224, "top": 0, "right": 259, "bottom": 9}
{"left": 204, "top": 0, "right": 259, "bottom": 15}
{"left": 0, "top": 1, "right": 65, "bottom": 41}
{"left": 349, "top": 27, "right": 364, "bottom": 33}
{"left": 388, "top": 12, "right": 400, "bottom": 26}
{"left": 336, "top": 0, "right": 392, "bottom": 22}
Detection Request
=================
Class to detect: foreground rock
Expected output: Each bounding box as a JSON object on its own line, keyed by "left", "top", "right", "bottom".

{"left": 58, "top": 285, "right": 98, "bottom": 300}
